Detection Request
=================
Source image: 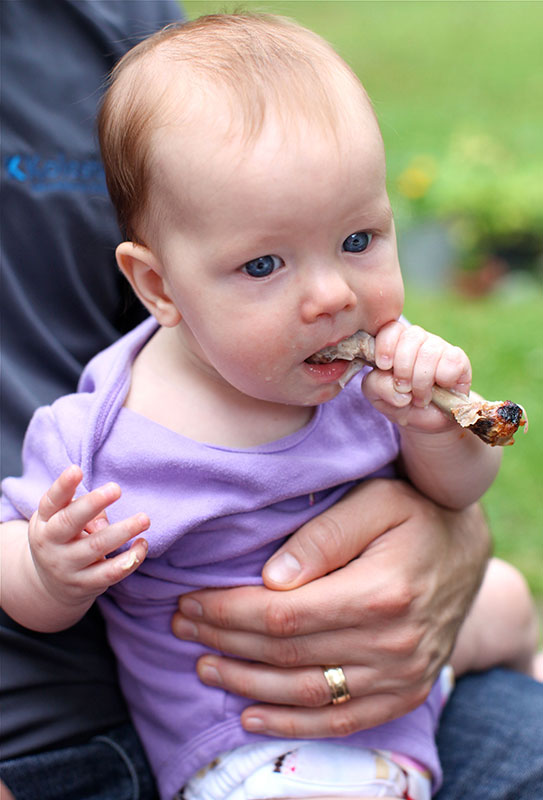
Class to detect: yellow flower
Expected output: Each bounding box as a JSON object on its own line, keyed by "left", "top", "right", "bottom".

{"left": 397, "top": 156, "right": 437, "bottom": 199}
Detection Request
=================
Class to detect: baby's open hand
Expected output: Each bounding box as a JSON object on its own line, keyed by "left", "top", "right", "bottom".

{"left": 363, "top": 321, "right": 472, "bottom": 432}
{"left": 28, "top": 465, "right": 149, "bottom": 611}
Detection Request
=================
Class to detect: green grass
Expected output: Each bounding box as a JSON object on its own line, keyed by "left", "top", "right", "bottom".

{"left": 182, "top": 1, "right": 543, "bottom": 596}
{"left": 183, "top": 0, "right": 543, "bottom": 192}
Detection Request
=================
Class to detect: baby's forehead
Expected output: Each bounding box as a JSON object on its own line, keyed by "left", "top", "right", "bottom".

{"left": 162, "top": 74, "right": 376, "bottom": 159}
{"left": 127, "top": 31, "right": 377, "bottom": 148}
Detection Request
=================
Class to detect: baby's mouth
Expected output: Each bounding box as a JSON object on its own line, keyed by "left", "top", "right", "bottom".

{"left": 305, "top": 331, "right": 378, "bottom": 389}
{"left": 305, "top": 350, "right": 338, "bottom": 365}
{"left": 305, "top": 330, "right": 376, "bottom": 365}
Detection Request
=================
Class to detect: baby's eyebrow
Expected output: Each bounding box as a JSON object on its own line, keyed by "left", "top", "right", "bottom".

{"left": 355, "top": 203, "right": 393, "bottom": 228}
{"left": 375, "top": 203, "right": 393, "bottom": 223}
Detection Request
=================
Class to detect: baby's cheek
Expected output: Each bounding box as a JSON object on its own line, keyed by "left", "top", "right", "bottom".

{"left": 250, "top": 337, "right": 297, "bottom": 374}
{"left": 221, "top": 338, "right": 286, "bottom": 391}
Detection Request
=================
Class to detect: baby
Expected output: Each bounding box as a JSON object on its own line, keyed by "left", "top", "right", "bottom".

{"left": 1, "top": 13, "right": 538, "bottom": 800}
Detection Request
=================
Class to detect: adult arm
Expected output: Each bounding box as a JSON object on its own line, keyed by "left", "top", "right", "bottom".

{"left": 172, "top": 478, "right": 490, "bottom": 737}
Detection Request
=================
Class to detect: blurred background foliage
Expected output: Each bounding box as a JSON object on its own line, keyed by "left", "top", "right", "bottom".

{"left": 184, "top": 1, "right": 542, "bottom": 597}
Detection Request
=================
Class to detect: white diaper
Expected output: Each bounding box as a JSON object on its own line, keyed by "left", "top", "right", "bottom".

{"left": 180, "top": 740, "right": 432, "bottom": 800}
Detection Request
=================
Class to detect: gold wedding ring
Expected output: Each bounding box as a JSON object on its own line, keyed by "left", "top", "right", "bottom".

{"left": 322, "top": 665, "right": 351, "bottom": 704}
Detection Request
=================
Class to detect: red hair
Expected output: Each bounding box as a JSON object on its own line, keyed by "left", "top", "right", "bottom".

{"left": 98, "top": 12, "right": 372, "bottom": 243}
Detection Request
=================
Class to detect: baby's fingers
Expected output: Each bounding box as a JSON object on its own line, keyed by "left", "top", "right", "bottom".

{"left": 435, "top": 346, "right": 472, "bottom": 395}
{"left": 71, "top": 513, "right": 150, "bottom": 569}
{"left": 36, "top": 465, "right": 84, "bottom": 523}
{"left": 37, "top": 478, "right": 121, "bottom": 545}
{"left": 373, "top": 320, "right": 406, "bottom": 370}
{"left": 362, "top": 369, "right": 412, "bottom": 415}
{"left": 85, "top": 510, "right": 110, "bottom": 535}
{"left": 390, "top": 325, "right": 427, "bottom": 393}
{"left": 411, "top": 335, "right": 450, "bottom": 407}
{"left": 85, "top": 539, "right": 149, "bottom": 591}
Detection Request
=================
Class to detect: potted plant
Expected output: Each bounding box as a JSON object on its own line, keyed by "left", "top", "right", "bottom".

{"left": 393, "top": 131, "right": 543, "bottom": 295}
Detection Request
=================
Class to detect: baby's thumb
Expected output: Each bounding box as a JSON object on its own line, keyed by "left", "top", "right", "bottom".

{"left": 362, "top": 368, "right": 412, "bottom": 410}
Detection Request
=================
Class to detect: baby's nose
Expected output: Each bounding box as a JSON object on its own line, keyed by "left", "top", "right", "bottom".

{"left": 300, "top": 269, "right": 357, "bottom": 323}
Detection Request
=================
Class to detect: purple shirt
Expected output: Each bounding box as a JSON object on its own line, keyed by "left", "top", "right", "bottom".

{"left": 2, "top": 317, "right": 446, "bottom": 799}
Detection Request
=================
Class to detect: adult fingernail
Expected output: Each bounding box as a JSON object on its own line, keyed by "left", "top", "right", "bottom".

{"left": 180, "top": 598, "right": 203, "bottom": 618}
{"left": 199, "top": 663, "right": 222, "bottom": 686}
{"left": 265, "top": 552, "right": 301, "bottom": 584}
{"left": 243, "top": 716, "right": 267, "bottom": 732}
{"left": 175, "top": 618, "right": 199, "bottom": 640}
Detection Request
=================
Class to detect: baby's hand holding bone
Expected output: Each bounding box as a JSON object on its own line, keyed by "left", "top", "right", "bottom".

{"left": 361, "top": 322, "right": 471, "bottom": 434}
{"left": 374, "top": 322, "right": 471, "bottom": 406}
{"left": 308, "top": 323, "right": 527, "bottom": 446}
{"left": 365, "top": 322, "right": 474, "bottom": 434}
{"left": 28, "top": 465, "right": 149, "bottom": 613}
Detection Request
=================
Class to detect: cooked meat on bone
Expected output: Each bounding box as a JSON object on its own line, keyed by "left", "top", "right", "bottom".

{"left": 307, "top": 331, "right": 527, "bottom": 446}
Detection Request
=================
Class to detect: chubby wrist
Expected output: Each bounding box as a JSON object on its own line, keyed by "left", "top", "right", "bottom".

{"left": 398, "top": 421, "right": 467, "bottom": 453}
{"left": 398, "top": 420, "right": 501, "bottom": 510}
{"left": 13, "top": 532, "right": 94, "bottom": 632}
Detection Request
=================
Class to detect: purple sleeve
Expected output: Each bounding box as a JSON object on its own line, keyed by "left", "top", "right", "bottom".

{"left": 1, "top": 398, "right": 88, "bottom": 522}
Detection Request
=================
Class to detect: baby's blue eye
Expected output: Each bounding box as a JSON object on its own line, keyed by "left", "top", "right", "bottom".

{"left": 343, "top": 232, "right": 372, "bottom": 253}
{"left": 242, "top": 254, "right": 282, "bottom": 278}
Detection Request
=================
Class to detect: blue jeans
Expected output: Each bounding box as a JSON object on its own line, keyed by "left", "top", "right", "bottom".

{"left": 2, "top": 670, "right": 542, "bottom": 800}
{"left": 0, "top": 722, "right": 158, "bottom": 800}
{"left": 436, "top": 668, "right": 543, "bottom": 799}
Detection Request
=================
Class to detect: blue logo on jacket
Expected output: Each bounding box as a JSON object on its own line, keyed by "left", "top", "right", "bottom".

{"left": 4, "top": 153, "right": 107, "bottom": 193}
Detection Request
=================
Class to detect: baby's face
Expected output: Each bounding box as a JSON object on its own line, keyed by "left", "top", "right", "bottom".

{"left": 146, "top": 101, "right": 404, "bottom": 409}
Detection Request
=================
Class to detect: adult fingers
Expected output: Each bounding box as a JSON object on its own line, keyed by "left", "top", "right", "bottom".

{"left": 174, "top": 481, "right": 414, "bottom": 637}
{"left": 176, "top": 606, "right": 372, "bottom": 668}
{"left": 238, "top": 689, "right": 424, "bottom": 739}
{"left": 174, "top": 558, "right": 423, "bottom": 669}
{"left": 195, "top": 656, "right": 422, "bottom": 707}
{"left": 176, "top": 572, "right": 358, "bottom": 645}
{"left": 261, "top": 479, "right": 410, "bottom": 590}
{"left": 176, "top": 550, "right": 395, "bottom": 642}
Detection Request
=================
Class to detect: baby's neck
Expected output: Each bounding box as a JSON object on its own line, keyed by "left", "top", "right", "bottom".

{"left": 124, "top": 326, "right": 314, "bottom": 448}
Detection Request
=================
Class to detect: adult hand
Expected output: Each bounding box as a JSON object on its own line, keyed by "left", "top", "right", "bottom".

{"left": 171, "top": 479, "right": 490, "bottom": 738}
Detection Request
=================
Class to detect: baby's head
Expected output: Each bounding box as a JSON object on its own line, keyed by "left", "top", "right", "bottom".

{"left": 99, "top": 13, "right": 403, "bottom": 410}
{"left": 99, "top": 12, "right": 379, "bottom": 246}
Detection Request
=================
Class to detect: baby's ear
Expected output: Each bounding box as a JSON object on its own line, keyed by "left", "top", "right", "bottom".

{"left": 116, "top": 242, "right": 181, "bottom": 327}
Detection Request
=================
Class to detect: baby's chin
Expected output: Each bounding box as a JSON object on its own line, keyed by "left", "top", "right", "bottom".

{"left": 297, "top": 382, "right": 346, "bottom": 408}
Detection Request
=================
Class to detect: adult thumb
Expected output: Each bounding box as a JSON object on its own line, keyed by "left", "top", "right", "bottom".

{"left": 262, "top": 480, "right": 387, "bottom": 590}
